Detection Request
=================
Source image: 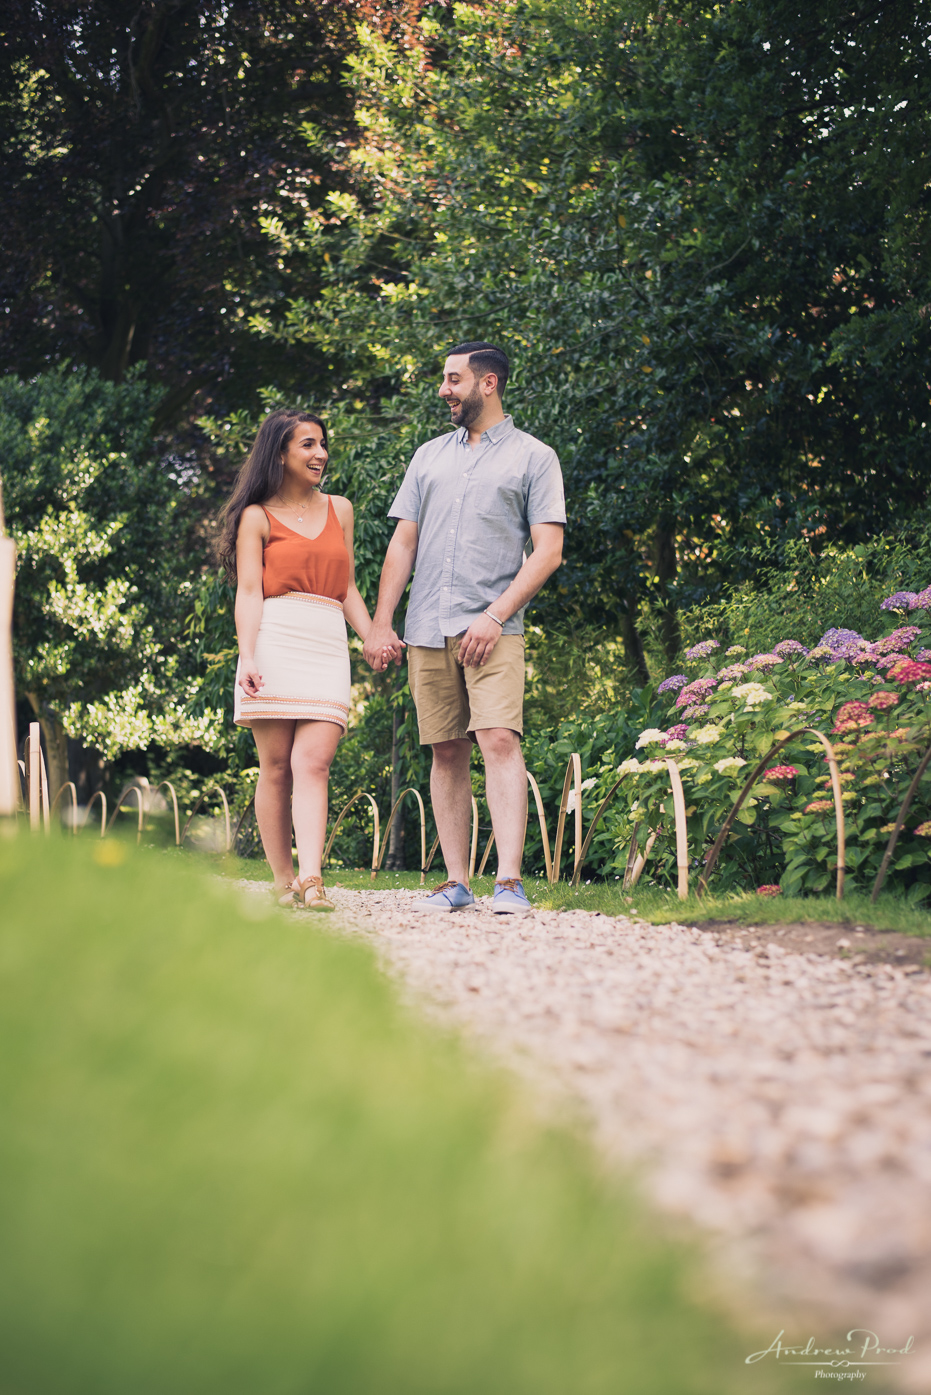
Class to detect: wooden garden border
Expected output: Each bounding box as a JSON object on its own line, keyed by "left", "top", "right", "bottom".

{"left": 323, "top": 791, "right": 381, "bottom": 875}
{"left": 107, "top": 784, "right": 145, "bottom": 842}
{"left": 375, "top": 786, "right": 427, "bottom": 883}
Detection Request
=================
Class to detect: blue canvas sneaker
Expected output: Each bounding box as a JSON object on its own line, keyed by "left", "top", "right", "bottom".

{"left": 492, "top": 878, "right": 532, "bottom": 915}
{"left": 412, "top": 880, "right": 475, "bottom": 913}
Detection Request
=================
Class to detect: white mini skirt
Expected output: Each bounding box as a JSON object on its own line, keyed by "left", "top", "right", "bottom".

{"left": 234, "top": 591, "right": 350, "bottom": 731}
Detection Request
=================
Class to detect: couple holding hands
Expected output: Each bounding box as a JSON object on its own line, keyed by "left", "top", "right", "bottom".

{"left": 219, "top": 341, "right": 566, "bottom": 913}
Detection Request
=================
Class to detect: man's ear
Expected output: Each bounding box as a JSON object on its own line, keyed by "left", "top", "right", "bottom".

{"left": 482, "top": 372, "right": 499, "bottom": 397}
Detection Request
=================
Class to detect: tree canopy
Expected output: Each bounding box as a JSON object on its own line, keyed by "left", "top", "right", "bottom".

{"left": 0, "top": 0, "right": 419, "bottom": 416}
{"left": 256, "top": 0, "right": 931, "bottom": 672}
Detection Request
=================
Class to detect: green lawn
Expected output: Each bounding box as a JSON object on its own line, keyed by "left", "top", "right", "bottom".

{"left": 0, "top": 834, "right": 810, "bottom": 1395}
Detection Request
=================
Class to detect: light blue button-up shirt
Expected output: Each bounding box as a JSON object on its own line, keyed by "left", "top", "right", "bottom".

{"left": 388, "top": 415, "right": 566, "bottom": 648}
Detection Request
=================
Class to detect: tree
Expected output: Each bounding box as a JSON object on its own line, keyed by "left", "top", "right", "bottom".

{"left": 0, "top": 0, "right": 420, "bottom": 419}
{"left": 251, "top": 0, "right": 931, "bottom": 677}
{"left": 0, "top": 363, "right": 217, "bottom": 796}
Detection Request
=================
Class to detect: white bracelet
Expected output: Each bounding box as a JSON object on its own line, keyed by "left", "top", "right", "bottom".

{"left": 484, "top": 609, "right": 505, "bottom": 627}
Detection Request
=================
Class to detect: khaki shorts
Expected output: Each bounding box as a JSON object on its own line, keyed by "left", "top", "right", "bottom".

{"left": 407, "top": 635, "right": 525, "bottom": 744}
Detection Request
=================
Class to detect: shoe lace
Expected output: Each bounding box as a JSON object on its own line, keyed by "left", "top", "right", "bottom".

{"left": 432, "top": 879, "right": 460, "bottom": 893}
{"left": 495, "top": 878, "right": 522, "bottom": 892}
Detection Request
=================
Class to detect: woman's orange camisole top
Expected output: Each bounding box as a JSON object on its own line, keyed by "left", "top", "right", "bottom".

{"left": 261, "top": 499, "right": 350, "bottom": 602}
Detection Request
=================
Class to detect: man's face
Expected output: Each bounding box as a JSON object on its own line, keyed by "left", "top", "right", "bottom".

{"left": 438, "top": 355, "right": 485, "bottom": 429}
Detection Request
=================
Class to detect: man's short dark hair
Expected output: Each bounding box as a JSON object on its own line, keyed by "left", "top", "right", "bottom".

{"left": 447, "top": 340, "right": 509, "bottom": 396}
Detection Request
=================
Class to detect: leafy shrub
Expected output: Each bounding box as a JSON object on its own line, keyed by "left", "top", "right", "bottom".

{"left": 569, "top": 596, "right": 931, "bottom": 898}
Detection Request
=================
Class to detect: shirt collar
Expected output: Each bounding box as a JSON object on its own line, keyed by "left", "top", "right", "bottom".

{"left": 457, "top": 413, "right": 515, "bottom": 447}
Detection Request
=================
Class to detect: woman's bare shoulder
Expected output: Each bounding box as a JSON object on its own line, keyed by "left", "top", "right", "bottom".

{"left": 329, "top": 494, "right": 354, "bottom": 521}
{"left": 240, "top": 502, "right": 270, "bottom": 533}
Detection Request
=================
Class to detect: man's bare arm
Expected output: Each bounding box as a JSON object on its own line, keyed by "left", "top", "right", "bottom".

{"left": 458, "top": 522, "right": 564, "bottom": 667}
{"left": 362, "top": 519, "right": 419, "bottom": 670}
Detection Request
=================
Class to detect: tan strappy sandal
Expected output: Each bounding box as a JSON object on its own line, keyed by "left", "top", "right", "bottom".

{"left": 274, "top": 880, "right": 300, "bottom": 908}
{"left": 297, "top": 874, "right": 335, "bottom": 912}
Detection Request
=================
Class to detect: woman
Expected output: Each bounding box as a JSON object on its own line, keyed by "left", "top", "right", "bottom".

{"left": 218, "top": 409, "right": 376, "bottom": 910}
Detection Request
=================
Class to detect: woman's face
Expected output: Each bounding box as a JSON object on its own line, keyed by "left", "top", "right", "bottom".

{"left": 280, "top": 420, "right": 328, "bottom": 491}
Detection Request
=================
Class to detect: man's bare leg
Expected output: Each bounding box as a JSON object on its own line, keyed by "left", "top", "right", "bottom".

{"left": 430, "top": 738, "right": 473, "bottom": 884}
{"left": 475, "top": 727, "right": 527, "bottom": 879}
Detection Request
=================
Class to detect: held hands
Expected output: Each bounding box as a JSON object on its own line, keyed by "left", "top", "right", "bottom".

{"left": 363, "top": 623, "right": 406, "bottom": 673}
{"left": 458, "top": 612, "right": 503, "bottom": 668}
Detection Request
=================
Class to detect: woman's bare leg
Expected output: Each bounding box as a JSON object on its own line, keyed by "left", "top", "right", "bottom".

{"left": 290, "top": 719, "right": 342, "bottom": 880}
{"left": 251, "top": 720, "right": 296, "bottom": 886}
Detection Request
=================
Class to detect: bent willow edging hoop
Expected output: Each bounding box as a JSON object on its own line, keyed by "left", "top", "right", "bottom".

{"left": 20, "top": 731, "right": 886, "bottom": 904}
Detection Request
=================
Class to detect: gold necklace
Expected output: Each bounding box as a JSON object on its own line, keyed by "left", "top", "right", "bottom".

{"left": 274, "top": 488, "right": 317, "bottom": 524}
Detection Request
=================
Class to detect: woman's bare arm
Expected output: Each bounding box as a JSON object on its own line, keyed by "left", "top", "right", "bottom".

{"left": 235, "top": 505, "right": 269, "bottom": 695}
{"left": 332, "top": 496, "right": 374, "bottom": 641}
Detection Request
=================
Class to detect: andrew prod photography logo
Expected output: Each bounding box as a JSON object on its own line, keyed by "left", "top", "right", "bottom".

{"left": 745, "top": 1329, "right": 915, "bottom": 1380}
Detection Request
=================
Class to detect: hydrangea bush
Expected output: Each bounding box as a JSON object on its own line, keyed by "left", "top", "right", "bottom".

{"left": 578, "top": 596, "right": 931, "bottom": 900}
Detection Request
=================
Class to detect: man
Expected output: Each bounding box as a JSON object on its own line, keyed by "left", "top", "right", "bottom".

{"left": 362, "top": 341, "right": 565, "bottom": 914}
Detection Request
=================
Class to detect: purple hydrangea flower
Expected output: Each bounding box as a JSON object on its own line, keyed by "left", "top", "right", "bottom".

{"left": 818, "top": 627, "right": 867, "bottom": 654}
{"left": 773, "top": 640, "right": 808, "bottom": 657}
{"left": 874, "top": 652, "right": 910, "bottom": 671}
{"left": 675, "top": 677, "right": 717, "bottom": 709}
{"left": 681, "top": 703, "right": 711, "bottom": 718}
{"left": 665, "top": 723, "right": 690, "bottom": 740}
{"left": 909, "top": 587, "right": 931, "bottom": 610}
{"left": 873, "top": 626, "right": 922, "bottom": 655}
{"left": 684, "top": 639, "right": 721, "bottom": 661}
{"left": 717, "top": 662, "right": 749, "bottom": 682}
{"left": 881, "top": 592, "right": 919, "bottom": 612}
{"left": 657, "top": 674, "right": 688, "bottom": 694}
{"left": 917, "top": 649, "right": 931, "bottom": 663}
{"left": 746, "top": 652, "right": 781, "bottom": 670}
{"left": 807, "top": 645, "right": 836, "bottom": 662}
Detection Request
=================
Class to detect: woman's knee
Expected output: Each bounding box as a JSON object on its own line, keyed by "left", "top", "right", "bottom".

{"left": 258, "top": 751, "right": 292, "bottom": 787}
{"left": 291, "top": 748, "right": 334, "bottom": 783}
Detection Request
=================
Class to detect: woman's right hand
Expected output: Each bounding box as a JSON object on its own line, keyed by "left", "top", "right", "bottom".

{"left": 238, "top": 661, "right": 264, "bottom": 697}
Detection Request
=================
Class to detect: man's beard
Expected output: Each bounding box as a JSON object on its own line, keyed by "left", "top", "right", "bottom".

{"left": 450, "top": 383, "right": 483, "bottom": 428}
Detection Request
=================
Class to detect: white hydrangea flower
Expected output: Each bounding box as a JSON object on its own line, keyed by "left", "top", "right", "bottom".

{"left": 565, "top": 778, "right": 598, "bottom": 814}
{"left": 695, "top": 772, "right": 713, "bottom": 785}
{"left": 730, "top": 682, "right": 770, "bottom": 707}
{"left": 663, "top": 738, "right": 687, "bottom": 752}
{"left": 635, "top": 728, "right": 666, "bottom": 749}
{"left": 693, "top": 724, "right": 724, "bottom": 745}
{"left": 714, "top": 756, "right": 748, "bottom": 775}
{"left": 643, "top": 758, "right": 667, "bottom": 773}
{"left": 617, "top": 758, "right": 642, "bottom": 776}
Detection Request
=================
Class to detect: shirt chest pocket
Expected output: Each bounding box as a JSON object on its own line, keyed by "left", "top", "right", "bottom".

{"left": 472, "top": 474, "right": 526, "bottom": 520}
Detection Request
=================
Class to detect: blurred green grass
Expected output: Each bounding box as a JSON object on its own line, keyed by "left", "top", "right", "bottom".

{"left": 0, "top": 834, "right": 811, "bottom": 1394}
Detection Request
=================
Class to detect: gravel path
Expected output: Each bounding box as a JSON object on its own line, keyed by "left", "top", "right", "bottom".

{"left": 246, "top": 882, "right": 931, "bottom": 1386}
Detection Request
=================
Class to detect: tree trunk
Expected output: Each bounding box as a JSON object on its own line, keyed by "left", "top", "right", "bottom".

{"left": 618, "top": 594, "right": 650, "bottom": 687}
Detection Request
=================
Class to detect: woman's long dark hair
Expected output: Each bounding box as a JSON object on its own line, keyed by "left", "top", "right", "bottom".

{"left": 217, "top": 409, "right": 328, "bottom": 581}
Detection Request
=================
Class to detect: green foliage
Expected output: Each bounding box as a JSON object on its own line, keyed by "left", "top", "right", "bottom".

{"left": 1, "top": 364, "right": 219, "bottom": 755}
{"left": 0, "top": 1, "right": 405, "bottom": 412}
{"left": 0, "top": 835, "right": 799, "bottom": 1395}
{"left": 681, "top": 533, "right": 931, "bottom": 656}
{"left": 595, "top": 610, "right": 931, "bottom": 898}
{"left": 252, "top": 0, "right": 931, "bottom": 668}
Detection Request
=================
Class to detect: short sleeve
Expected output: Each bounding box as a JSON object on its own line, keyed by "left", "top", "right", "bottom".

{"left": 388, "top": 454, "right": 423, "bottom": 522}
{"left": 526, "top": 449, "right": 567, "bottom": 526}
